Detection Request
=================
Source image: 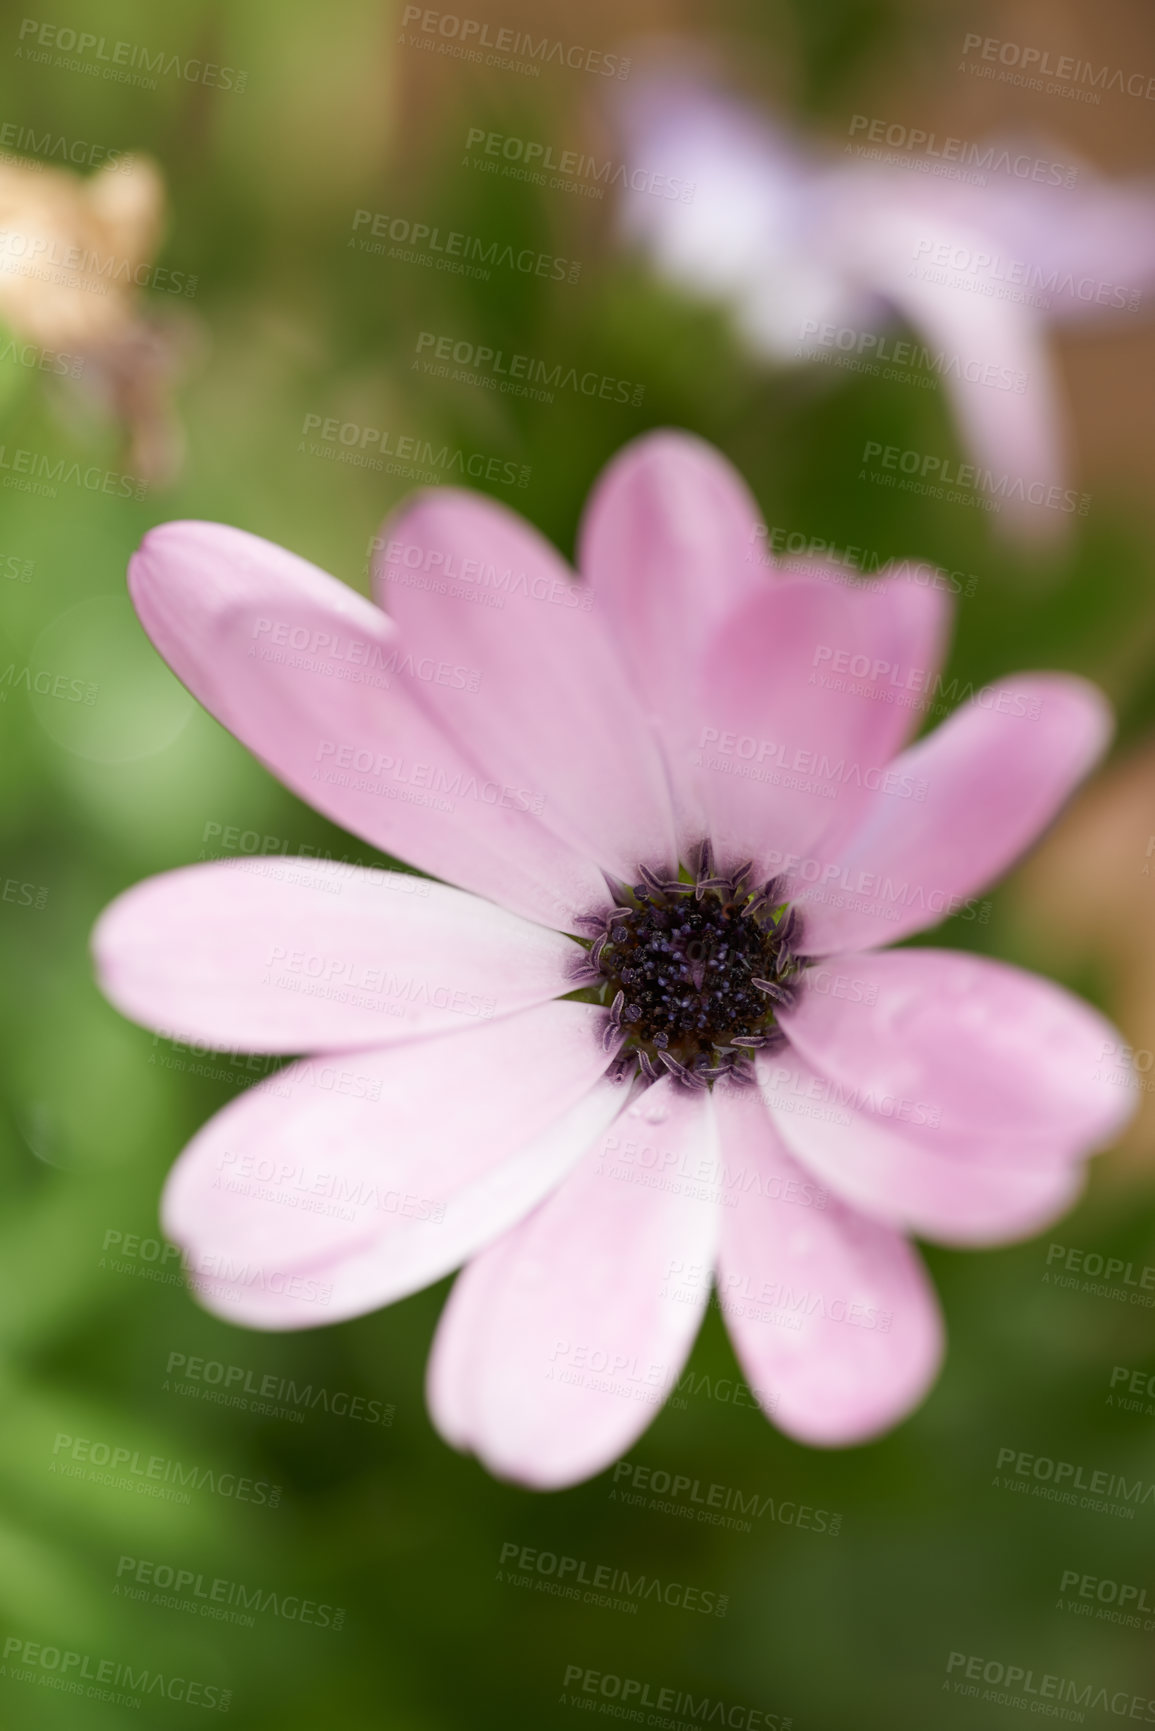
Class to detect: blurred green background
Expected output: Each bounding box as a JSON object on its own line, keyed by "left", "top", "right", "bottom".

{"left": 3, "top": 0, "right": 1155, "bottom": 1725}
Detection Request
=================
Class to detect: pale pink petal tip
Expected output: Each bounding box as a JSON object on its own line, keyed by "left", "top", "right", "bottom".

{"left": 428, "top": 1080, "right": 719, "bottom": 1487}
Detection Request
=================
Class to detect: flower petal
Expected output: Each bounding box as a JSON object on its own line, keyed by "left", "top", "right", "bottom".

{"left": 93, "top": 859, "right": 580, "bottom": 1052}
{"left": 925, "top": 167, "right": 1155, "bottom": 330}
{"left": 576, "top": 431, "right": 766, "bottom": 842}
{"left": 779, "top": 948, "right": 1135, "bottom": 1154}
{"left": 615, "top": 75, "right": 856, "bottom": 356}
{"left": 839, "top": 200, "right": 1069, "bottom": 544}
{"left": 127, "top": 519, "right": 331, "bottom": 731}
{"left": 427, "top": 1077, "right": 719, "bottom": 1488}
{"left": 305, "top": 1079, "right": 627, "bottom": 1329}
{"left": 201, "top": 1081, "right": 627, "bottom": 1333}
{"left": 161, "top": 1001, "right": 614, "bottom": 1326}
{"left": 793, "top": 674, "right": 1111, "bottom": 954}
{"left": 129, "top": 522, "right": 607, "bottom": 928}
{"left": 693, "top": 574, "right": 949, "bottom": 875}
{"left": 757, "top": 1048, "right": 1087, "bottom": 1245}
{"left": 373, "top": 489, "right": 676, "bottom": 880}
{"left": 713, "top": 1083, "right": 944, "bottom": 1445}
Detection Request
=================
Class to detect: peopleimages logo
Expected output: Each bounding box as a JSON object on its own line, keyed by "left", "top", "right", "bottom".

{"left": 250, "top": 613, "right": 482, "bottom": 693}
{"left": 0, "top": 875, "right": 48, "bottom": 909}
{"left": 15, "top": 18, "right": 248, "bottom": 90}
{"left": 993, "top": 1445, "right": 1155, "bottom": 1519}
{"left": 1059, "top": 1566, "right": 1155, "bottom": 1620}
{"left": 748, "top": 523, "right": 979, "bottom": 597}
{"left": 299, "top": 412, "right": 530, "bottom": 489}
{"left": 761, "top": 851, "right": 990, "bottom": 932}
{"left": 1044, "top": 1241, "right": 1155, "bottom": 1305}
{"left": 0, "top": 664, "right": 98, "bottom": 705}
{"left": 115, "top": 1554, "right": 346, "bottom": 1631}
{"left": 0, "top": 227, "right": 196, "bottom": 296}
{"left": 198, "top": 821, "right": 434, "bottom": 889}
{"left": 861, "top": 439, "right": 1091, "bottom": 515}
{"left": 960, "top": 34, "right": 1155, "bottom": 103}
{"left": 560, "top": 1664, "right": 791, "bottom": 1729}
{"left": 0, "top": 122, "right": 132, "bottom": 171}
{"left": 800, "top": 318, "right": 1028, "bottom": 391}
{"left": 463, "top": 127, "right": 694, "bottom": 201}
{"left": 0, "top": 447, "right": 147, "bottom": 501}
{"left": 847, "top": 115, "right": 1075, "bottom": 183}
{"left": 1108, "top": 1366, "right": 1155, "bottom": 1416}
{"left": 163, "top": 1352, "right": 395, "bottom": 1427}
{"left": 350, "top": 209, "right": 581, "bottom": 285}
{"left": 99, "top": 1226, "right": 335, "bottom": 1310}
{"left": 696, "top": 723, "right": 930, "bottom": 800}
{"left": 945, "top": 1650, "right": 1155, "bottom": 1719}
{"left": 668, "top": 1255, "right": 899, "bottom": 1331}
{"left": 497, "top": 1542, "right": 728, "bottom": 1616}
{"left": 598, "top": 1129, "right": 832, "bottom": 1207}
{"left": 398, "top": 8, "right": 630, "bottom": 79}
{"left": 373, "top": 534, "right": 593, "bottom": 612}
{"left": 810, "top": 644, "right": 1042, "bottom": 715}
{"left": 911, "top": 237, "right": 1140, "bottom": 312}
{"left": 0, "top": 334, "right": 85, "bottom": 377}
{"left": 1, "top": 1635, "right": 231, "bottom": 1712}
{"left": 51, "top": 1431, "right": 283, "bottom": 1508}
{"left": 215, "top": 1145, "right": 449, "bottom": 1222}
{"left": 312, "top": 740, "right": 546, "bottom": 817}
{"left": 610, "top": 1461, "right": 842, "bottom": 1537}
{"left": 667, "top": 1368, "right": 775, "bottom": 1415}
{"left": 414, "top": 330, "right": 645, "bottom": 408}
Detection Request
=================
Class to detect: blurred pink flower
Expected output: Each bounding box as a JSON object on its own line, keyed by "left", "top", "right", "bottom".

{"left": 94, "top": 431, "right": 1130, "bottom": 1487}
{"left": 616, "top": 70, "right": 1155, "bottom": 544}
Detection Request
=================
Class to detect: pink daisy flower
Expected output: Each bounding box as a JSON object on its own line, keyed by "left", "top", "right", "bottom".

{"left": 93, "top": 431, "right": 1130, "bottom": 1487}
{"left": 614, "top": 67, "right": 1155, "bottom": 545}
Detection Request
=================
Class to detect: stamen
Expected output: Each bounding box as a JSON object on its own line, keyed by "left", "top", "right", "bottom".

{"left": 775, "top": 907, "right": 800, "bottom": 949}
{"left": 602, "top": 872, "right": 634, "bottom": 907}
{"left": 658, "top": 1050, "right": 704, "bottom": 1088}
{"left": 693, "top": 839, "right": 715, "bottom": 880}
{"left": 585, "top": 851, "right": 804, "bottom": 1091}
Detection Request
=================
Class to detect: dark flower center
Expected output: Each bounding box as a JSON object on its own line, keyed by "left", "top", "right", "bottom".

{"left": 574, "top": 846, "right": 802, "bottom": 1090}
